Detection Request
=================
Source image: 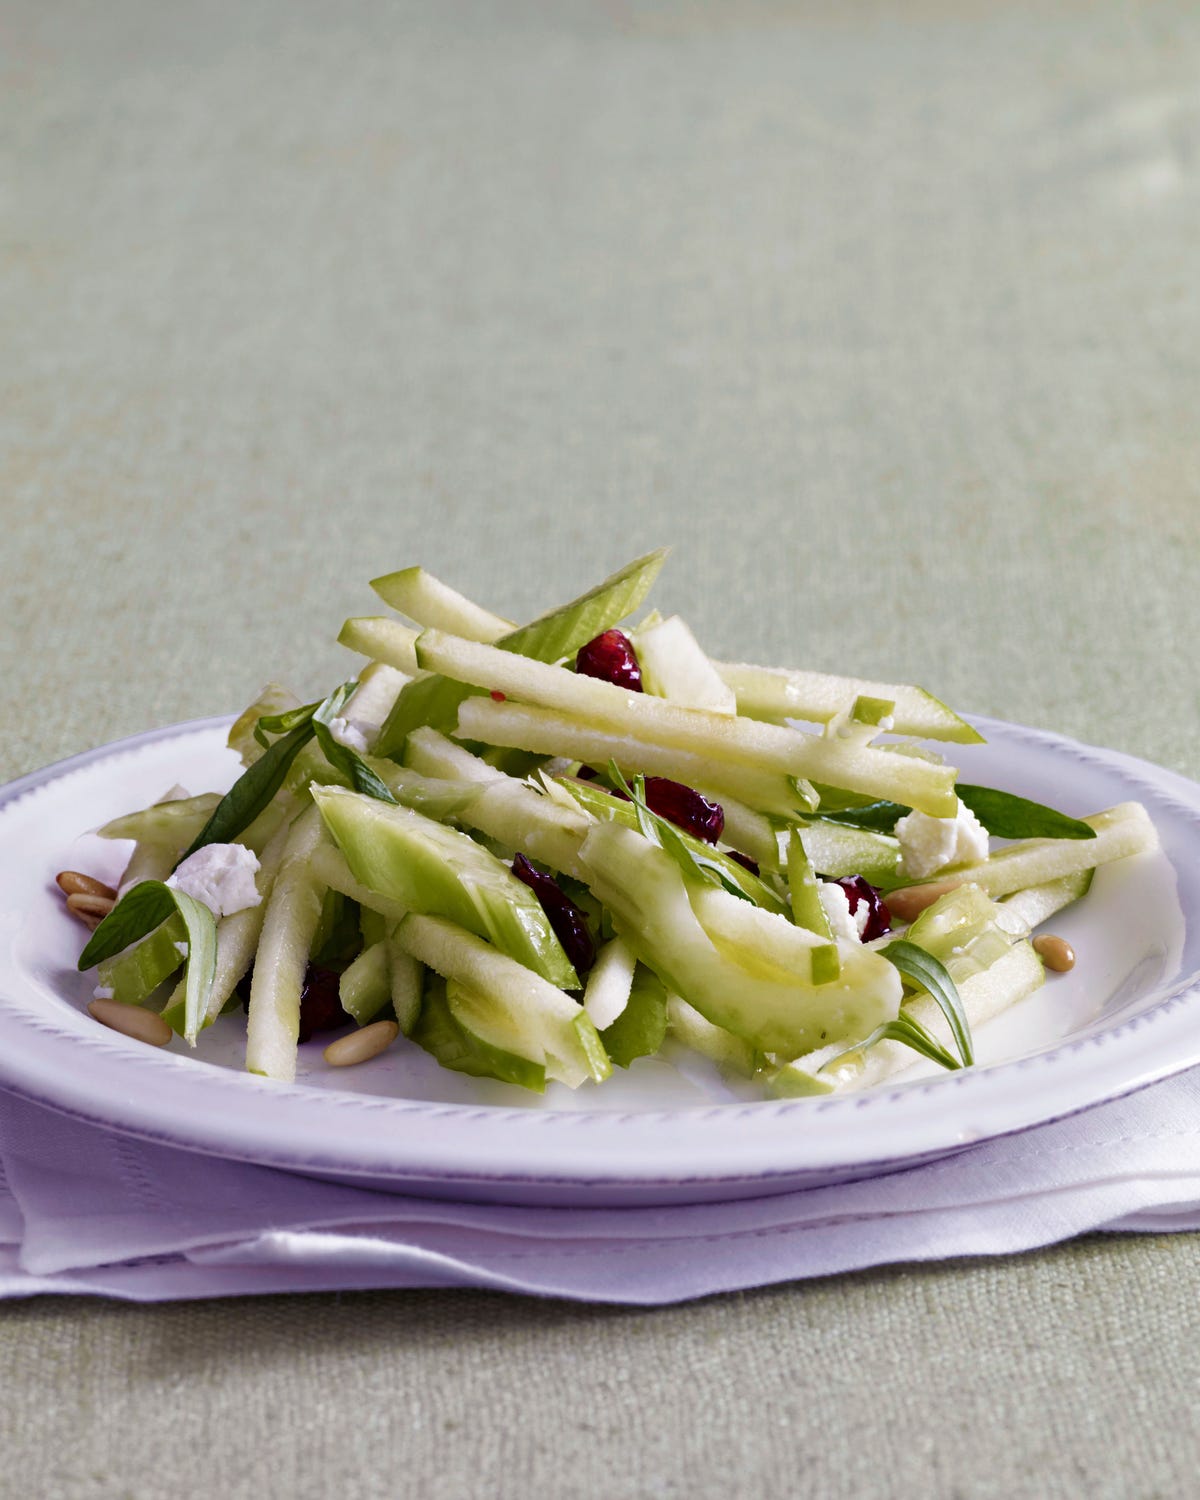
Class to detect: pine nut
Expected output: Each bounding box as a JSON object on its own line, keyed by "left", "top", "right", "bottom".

{"left": 87, "top": 998, "right": 173, "bottom": 1047}
{"left": 1033, "top": 933, "right": 1076, "bottom": 972}
{"left": 66, "top": 892, "right": 115, "bottom": 929}
{"left": 885, "top": 878, "right": 963, "bottom": 924}
{"left": 324, "top": 1019, "right": 400, "bottom": 1068}
{"left": 57, "top": 870, "right": 118, "bottom": 901}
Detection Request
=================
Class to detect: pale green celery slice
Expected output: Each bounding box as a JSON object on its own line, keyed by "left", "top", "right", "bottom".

{"left": 419, "top": 630, "right": 956, "bottom": 815}
{"left": 161, "top": 822, "right": 289, "bottom": 1037}
{"left": 227, "top": 683, "right": 304, "bottom": 767}
{"left": 457, "top": 697, "right": 815, "bottom": 821}
{"left": 370, "top": 566, "right": 513, "bottom": 642}
{"left": 630, "top": 615, "right": 736, "bottom": 715}
{"left": 374, "top": 548, "right": 668, "bottom": 755}
{"left": 394, "top": 913, "right": 610, "bottom": 1089}
{"left": 245, "top": 806, "right": 329, "bottom": 1081}
{"left": 582, "top": 936, "right": 637, "bottom": 1031}
{"left": 310, "top": 785, "right": 577, "bottom": 988}
{"left": 666, "top": 994, "right": 760, "bottom": 1079}
{"left": 712, "top": 661, "right": 984, "bottom": 745}
{"left": 98, "top": 793, "right": 221, "bottom": 847}
{"left": 339, "top": 941, "right": 392, "bottom": 1025}
{"left": 771, "top": 941, "right": 1044, "bottom": 1096}
{"left": 577, "top": 820, "right": 901, "bottom": 1056}
{"left": 96, "top": 912, "right": 188, "bottom": 1006}
{"left": 338, "top": 617, "right": 421, "bottom": 676}
{"left": 309, "top": 844, "right": 409, "bottom": 924}
{"left": 926, "top": 803, "right": 1157, "bottom": 899}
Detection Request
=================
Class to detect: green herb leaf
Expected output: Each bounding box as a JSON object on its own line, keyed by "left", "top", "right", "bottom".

{"left": 78, "top": 880, "right": 217, "bottom": 1044}
{"left": 880, "top": 938, "right": 974, "bottom": 1067}
{"left": 607, "top": 762, "right": 754, "bottom": 903}
{"left": 253, "top": 699, "right": 320, "bottom": 749}
{"left": 955, "top": 784, "right": 1097, "bottom": 841}
{"left": 822, "top": 1012, "right": 963, "bottom": 1075}
{"left": 178, "top": 719, "right": 316, "bottom": 863}
{"left": 812, "top": 800, "right": 910, "bottom": 833}
{"left": 311, "top": 681, "right": 398, "bottom": 805}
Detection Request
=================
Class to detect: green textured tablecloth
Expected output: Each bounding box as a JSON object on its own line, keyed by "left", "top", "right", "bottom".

{"left": 3, "top": 1, "right": 1198, "bottom": 1494}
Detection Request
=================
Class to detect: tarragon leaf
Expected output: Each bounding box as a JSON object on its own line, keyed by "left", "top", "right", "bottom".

{"left": 178, "top": 719, "right": 316, "bottom": 863}
{"left": 78, "top": 880, "right": 217, "bottom": 1044}
{"left": 821, "top": 1012, "right": 963, "bottom": 1076}
{"left": 880, "top": 938, "right": 974, "bottom": 1067}
{"left": 955, "top": 785, "right": 1097, "bottom": 841}
{"left": 607, "top": 762, "right": 753, "bottom": 904}
{"left": 311, "top": 680, "right": 398, "bottom": 805}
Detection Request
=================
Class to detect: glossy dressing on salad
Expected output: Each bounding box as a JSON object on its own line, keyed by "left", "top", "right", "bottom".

{"left": 65, "top": 552, "right": 1158, "bottom": 1099}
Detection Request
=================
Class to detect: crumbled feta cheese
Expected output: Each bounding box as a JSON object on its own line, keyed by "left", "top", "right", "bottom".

{"left": 878, "top": 715, "right": 895, "bottom": 732}
{"left": 817, "top": 882, "right": 864, "bottom": 945}
{"left": 326, "top": 715, "right": 370, "bottom": 754}
{"left": 93, "top": 985, "right": 115, "bottom": 1000}
{"left": 895, "top": 800, "right": 990, "bottom": 880}
{"left": 167, "top": 843, "right": 261, "bottom": 917}
{"left": 174, "top": 940, "right": 189, "bottom": 960}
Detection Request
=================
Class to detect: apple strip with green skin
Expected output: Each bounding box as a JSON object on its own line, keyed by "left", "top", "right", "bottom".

{"left": 910, "top": 802, "right": 1157, "bottom": 900}
{"left": 582, "top": 935, "right": 637, "bottom": 1031}
{"left": 578, "top": 821, "right": 903, "bottom": 1056}
{"left": 338, "top": 617, "right": 421, "bottom": 676}
{"left": 419, "top": 629, "right": 958, "bottom": 815}
{"left": 712, "top": 661, "right": 984, "bottom": 744}
{"left": 769, "top": 940, "right": 1044, "bottom": 1096}
{"left": 370, "top": 566, "right": 513, "bottom": 642}
{"left": 666, "top": 994, "right": 761, "bottom": 1079}
{"left": 375, "top": 549, "right": 668, "bottom": 755}
{"left": 457, "top": 695, "right": 815, "bottom": 819}
{"left": 394, "top": 913, "right": 610, "bottom": 1088}
{"left": 245, "top": 805, "right": 329, "bottom": 1081}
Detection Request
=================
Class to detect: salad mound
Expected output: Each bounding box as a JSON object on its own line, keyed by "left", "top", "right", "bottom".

{"left": 67, "top": 550, "right": 1159, "bottom": 1098}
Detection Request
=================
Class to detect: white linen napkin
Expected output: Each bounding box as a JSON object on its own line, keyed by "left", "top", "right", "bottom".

{"left": 3, "top": 1070, "right": 1200, "bottom": 1305}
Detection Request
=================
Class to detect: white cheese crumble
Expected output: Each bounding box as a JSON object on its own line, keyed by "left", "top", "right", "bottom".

{"left": 326, "top": 715, "right": 371, "bottom": 754}
{"left": 817, "top": 882, "right": 867, "bottom": 944}
{"left": 93, "top": 985, "right": 115, "bottom": 1000}
{"left": 167, "top": 843, "right": 261, "bottom": 917}
{"left": 174, "top": 940, "right": 189, "bottom": 960}
{"left": 895, "top": 800, "right": 990, "bottom": 880}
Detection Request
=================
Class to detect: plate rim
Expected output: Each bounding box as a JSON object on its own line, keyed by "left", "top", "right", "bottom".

{"left": 0, "top": 715, "right": 1198, "bottom": 1202}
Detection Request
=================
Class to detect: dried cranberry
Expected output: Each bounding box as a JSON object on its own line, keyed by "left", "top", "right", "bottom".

{"left": 727, "top": 850, "right": 761, "bottom": 876}
{"left": 297, "top": 965, "right": 351, "bottom": 1042}
{"left": 512, "top": 853, "right": 596, "bottom": 979}
{"left": 240, "top": 963, "right": 350, "bottom": 1041}
{"left": 576, "top": 765, "right": 601, "bottom": 781}
{"left": 575, "top": 630, "right": 643, "bottom": 692}
{"left": 643, "top": 777, "right": 725, "bottom": 844}
{"left": 833, "top": 876, "right": 892, "bottom": 943}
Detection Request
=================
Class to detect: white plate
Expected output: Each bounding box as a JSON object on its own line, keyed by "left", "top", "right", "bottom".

{"left": 0, "top": 717, "right": 1197, "bottom": 1206}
